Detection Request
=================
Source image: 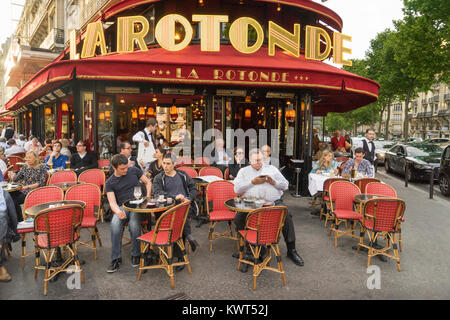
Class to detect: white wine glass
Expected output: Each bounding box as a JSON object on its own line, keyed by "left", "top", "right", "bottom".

{"left": 133, "top": 185, "right": 142, "bottom": 200}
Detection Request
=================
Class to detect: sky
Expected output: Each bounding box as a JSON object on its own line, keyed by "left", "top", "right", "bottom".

{"left": 0, "top": 0, "right": 405, "bottom": 60}
{"left": 319, "top": 0, "right": 405, "bottom": 60}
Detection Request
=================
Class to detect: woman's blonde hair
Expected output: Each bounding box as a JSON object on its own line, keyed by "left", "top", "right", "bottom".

{"left": 25, "top": 151, "right": 40, "bottom": 166}
{"left": 317, "top": 150, "right": 334, "bottom": 169}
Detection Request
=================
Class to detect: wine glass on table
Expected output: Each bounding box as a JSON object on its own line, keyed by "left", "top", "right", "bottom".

{"left": 134, "top": 185, "right": 142, "bottom": 200}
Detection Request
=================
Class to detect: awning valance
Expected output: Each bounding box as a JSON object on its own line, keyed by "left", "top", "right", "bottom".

{"left": 4, "top": 45, "right": 378, "bottom": 116}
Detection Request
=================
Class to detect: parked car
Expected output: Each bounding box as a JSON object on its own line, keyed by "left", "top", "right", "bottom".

{"left": 438, "top": 145, "right": 450, "bottom": 196}
{"left": 374, "top": 141, "right": 397, "bottom": 165}
{"left": 423, "top": 138, "right": 450, "bottom": 148}
{"left": 384, "top": 143, "right": 442, "bottom": 181}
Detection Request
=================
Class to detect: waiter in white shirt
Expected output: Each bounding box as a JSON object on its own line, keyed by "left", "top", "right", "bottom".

{"left": 261, "top": 145, "right": 271, "bottom": 166}
{"left": 354, "top": 128, "right": 377, "bottom": 170}
{"left": 132, "top": 118, "right": 158, "bottom": 166}
{"left": 233, "top": 149, "right": 304, "bottom": 267}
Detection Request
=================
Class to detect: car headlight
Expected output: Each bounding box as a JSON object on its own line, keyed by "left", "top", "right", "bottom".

{"left": 413, "top": 163, "right": 430, "bottom": 170}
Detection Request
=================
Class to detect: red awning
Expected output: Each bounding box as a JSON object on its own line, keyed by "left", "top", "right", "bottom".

{"left": 4, "top": 45, "right": 378, "bottom": 116}
{"left": 0, "top": 115, "right": 14, "bottom": 122}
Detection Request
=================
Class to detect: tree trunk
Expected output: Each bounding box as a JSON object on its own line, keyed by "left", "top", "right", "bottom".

{"left": 385, "top": 96, "right": 392, "bottom": 139}
{"left": 378, "top": 104, "right": 386, "bottom": 137}
{"left": 403, "top": 93, "right": 411, "bottom": 140}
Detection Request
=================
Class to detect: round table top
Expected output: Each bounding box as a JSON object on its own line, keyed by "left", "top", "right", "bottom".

{"left": 1, "top": 183, "right": 22, "bottom": 192}
{"left": 25, "top": 200, "right": 86, "bottom": 217}
{"left": 49, "top": 181, "right": 83, "bottom": 191}
{"left": 354, "top": 194, "right": 395, "bottom": 202}
{"left": 192, "top": 177, "right": 209, "bottom": 186}
{"left": 224, "top": 198, "right": 275, "bottom": 213}
{"left": 123, "top": 198, "right": 175, "bottom": 213}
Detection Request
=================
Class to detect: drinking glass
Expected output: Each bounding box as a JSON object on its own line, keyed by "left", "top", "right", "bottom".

{"left": 133, "top": 185, "right": 142, "bottom": 200}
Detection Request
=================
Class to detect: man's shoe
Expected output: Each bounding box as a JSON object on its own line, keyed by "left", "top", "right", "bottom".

{"left": 131, "top": 256, "right": 140, "bottom": 267}
{"left": 377, "top": 255, "right": 388, "bottom": 262}
{"left": 287, "top": 249, "right": 304, "bottom": 266}
{"left": 239, "top": 263, "right": 249, "bottom": 273}
{"left": 106, "top": 259, "right": 121, "bottom": 273}
{"left": 0, "top": 266, "right": 11, "bottom": 282}
{"left": 188, "top": 239, "right": 199, "bottom": 252}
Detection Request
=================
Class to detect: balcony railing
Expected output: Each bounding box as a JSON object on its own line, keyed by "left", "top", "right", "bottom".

{"left": 29, "top": 2, "right": 47, "bottom": 40}
{"left": 40, "top": 28, "right": 65, "bottom": 50}
{"left": 433, "top": 95, "right": 440, "bottom": 102}
{"left": 425, "top": 111, "right": 433, "bottom": 117}
{"left": 79, "top": 0, "right": 109, "bottom": 27}
{"left": 421, "top": 99, "right": 427, "bottom": 104}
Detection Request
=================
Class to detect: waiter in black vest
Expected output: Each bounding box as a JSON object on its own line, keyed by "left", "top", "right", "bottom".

{"left": 356, "top": 128, "right": 377, "bottom": 171}
{"left": 132, "top": 118, "right": 158, "bottom": 151}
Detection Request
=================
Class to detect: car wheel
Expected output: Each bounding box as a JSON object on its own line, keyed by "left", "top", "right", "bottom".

{"left": 439, "top": 175, "right": 450, "bottom": 196}
{"left": 385, "top": 160, "right": 392, "bottom": 173}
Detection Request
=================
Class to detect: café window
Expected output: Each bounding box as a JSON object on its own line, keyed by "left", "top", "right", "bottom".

{"left": 98, "top": 95, "right": 114, "bottom": 158}
{"left": 44, "top": 104, "right": 56, "bottom": 140}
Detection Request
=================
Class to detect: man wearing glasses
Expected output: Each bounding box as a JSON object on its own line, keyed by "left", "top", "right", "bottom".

{"left": 70, "top": 140, "right": 98, "bottom": 175}
{"left": 108, "top": 141, "right": 142, "bottom": 175}
{"left": 261, "top": 145, "right": 272, "bottom": 166}
{"left": 233, "top": 149, "right": 304, "bottom": 269}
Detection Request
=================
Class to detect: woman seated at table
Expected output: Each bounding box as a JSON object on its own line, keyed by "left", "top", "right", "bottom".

{"left": 139, "top": 146, "right": 166, "bottom": 179}
{"left": 8, "top": 151, "right": 47, "bottom": 222}
{"left": 228, "top": 146, "right": 248, "bottom": 180}
{"left": 311, "top": 150, "right": 339, "bottom": 175}
{"left": 0, "top": 147, "right": 8, "bottom": 176}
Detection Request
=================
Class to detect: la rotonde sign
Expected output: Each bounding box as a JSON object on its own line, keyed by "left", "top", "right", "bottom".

{"left": 71, "top": 14, "right": 352, "bottom": 66}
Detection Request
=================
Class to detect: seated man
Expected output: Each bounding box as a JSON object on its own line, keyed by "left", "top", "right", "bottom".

{"left": 152, "top": 153, "right": 199, "bottom": 255}
{"left": 109, "top": 141, "right": 142, "bottom": 176}
{"left": 45, "top": 141, "right": 68, "bottom": 170}
{"left": 342, "top": 147, "right": 374, "bottom": 178}
{"left": 105, "top": 154, "right": 152, "bottom": 273}
{"left": 70, "top": 140, "right": 98, "bottom": 175}
{"left": 0, "top": 188, "right": 19, "bottom": 282}
{"left": 233, "top": 149, "right": 304, "bottom": 269}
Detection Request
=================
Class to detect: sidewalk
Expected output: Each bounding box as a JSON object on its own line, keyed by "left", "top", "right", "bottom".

{"left": 1, "top": 174, "right": 450, "bottom": 299}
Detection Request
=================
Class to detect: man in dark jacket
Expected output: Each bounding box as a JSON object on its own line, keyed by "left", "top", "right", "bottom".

{"left": 152, "top": 153, "right": 199, "bottom": 255}
{"left": 70, "top": 140, "right": 98, "bottom": 175}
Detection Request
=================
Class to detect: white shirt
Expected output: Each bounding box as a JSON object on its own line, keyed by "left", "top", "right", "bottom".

{"left": 215, "top": 149, "right": 229, "bottom": 165}
{"left": 5, "top": 145, "right": 26, "bottom": 156}
{"left": 233, "top": 164, "right": 289, "bottom": 202}
{"left": 132, "top": 128, "right": 154, "bottom": 145}
{"left": 0, "top": 159, "right": 7, "bottom": 175}
{"left": 16, "top": 139, "right": 26, "bottom": 147}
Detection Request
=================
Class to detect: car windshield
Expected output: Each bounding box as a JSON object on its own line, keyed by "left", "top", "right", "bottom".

{"left": 406, "top": 145, "right": 442, "bottom": 158}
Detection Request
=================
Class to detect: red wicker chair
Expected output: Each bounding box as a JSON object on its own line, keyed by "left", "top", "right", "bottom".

{"left": 199, "top": 166, "right": 223, "bottom": 179}
{"left": 328, "top": 181, "right": 362, "bottom": 247}
{"left": 48, "top": 170, "right": 77, "bottom": 185}
{"left": 205, "top": 181, "right": 237, "bottom": 251}
{"left": 6, "top": 155, "right": 24, "bottom": 172}
{"left": 19, "top": 186, "right": 64, "bottom": 269}
{"left": 78, "top": 169, "right": 106, "bottom": 222}
{"left": 365, "top": 182, "right": 397, "bottom": 197}
{"left": 65, "top": 183, "right": 102, "bottom": 260}
{"left": 237, "top": 206, "right": 288, "bottom": 290}
{"left": 224, "top": 167, "right": 230, "bottom": 180}
{"left": 357, "top": 198, "right": 406, "bottom": 271}
{"left": 33, "top": 204, "right": 84, "bottom": 295}
{"left": 178, "top": 166, "right": 198, "bottom": 178}
{"left": 97, "top": 159, "right": 110, "bottom": 168}
{"left": 137, "top": 201, "right": 192, "bottom": 289}
{"left": 354, "top": 178, "right": 380, "bottom": 194}
{"left": 365, "top": 182, "right": 404, "bottom": 251}
{"left": 319, "top": 177, "right": 349, "bottom": 227}
{"left": 194, "top": 157, "right": 210, "bottom": 165}
{"left": 175, "top": 157, "right": 193, "bottom": 167}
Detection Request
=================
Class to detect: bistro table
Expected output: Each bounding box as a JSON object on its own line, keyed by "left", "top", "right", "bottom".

{"left": 123, "top": 198, "right": 175, "bottom": 215}
{"left": 224, "top": 198, "right": 275, "bottom": 213}
{"left": 49, "top": 181, "right": 84, "bottom": 191}
{"left": 308, "top": 173, "right": 342, "bottom": 196}
{"left": 25, "top": 200, "right": 86, "bottom": 218}
{"left": 1, "top": 182, "right": 22, "bottom": 193}
{"left": 354, "top": 194, "right": 395, "bottom": 212}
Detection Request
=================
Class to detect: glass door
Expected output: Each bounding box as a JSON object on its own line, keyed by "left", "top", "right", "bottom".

{"left": 97, "top": 95, "right": 115, "bottom": 158}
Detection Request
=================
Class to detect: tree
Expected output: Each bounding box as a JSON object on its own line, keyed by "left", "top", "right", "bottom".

{"left": 390, "top": 11, "right": 449, "bottom": 139}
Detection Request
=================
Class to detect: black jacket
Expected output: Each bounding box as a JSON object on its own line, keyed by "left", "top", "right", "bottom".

{"left": 70, "top": 152, "right": 98, "bottom": 173}
{"left": 152, "top": 170, "right": 198, "bottom": 215}
{"left": 228, "top": 160, "right": 249, "bottom": 179}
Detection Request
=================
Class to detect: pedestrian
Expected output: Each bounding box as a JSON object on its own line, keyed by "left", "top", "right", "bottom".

{"left": 330, "top": 130, "right": 346, "bottom": 152}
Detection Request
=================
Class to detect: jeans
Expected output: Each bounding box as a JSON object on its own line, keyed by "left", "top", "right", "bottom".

{"left": 110, "top": 207, "right": 142, "bottom": 261}
{"left": 0, "top": 210, "right": 8, "bottom": 267}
